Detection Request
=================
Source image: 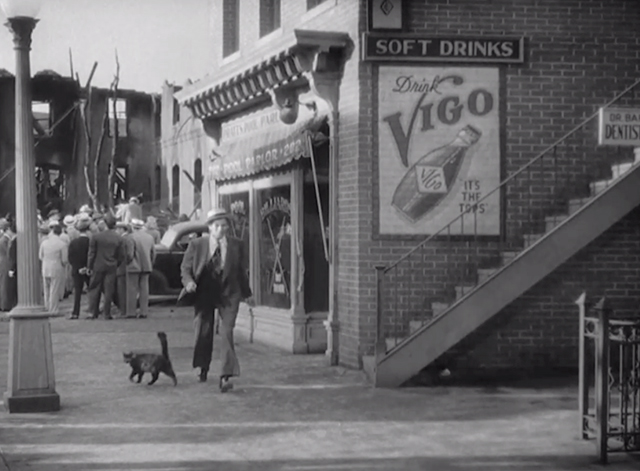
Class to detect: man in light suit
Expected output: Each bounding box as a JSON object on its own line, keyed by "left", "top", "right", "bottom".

{"left": 39, "top": 220, "right": 68, "bottom": 314}
{"left": 180, "top": 208, "right": 252, "bottom": 392}
{"left": 127, "top": 218, "right": 156, "bottom": 318}
{"left": 86, "top": 214, "right": 124, "bottom": 320}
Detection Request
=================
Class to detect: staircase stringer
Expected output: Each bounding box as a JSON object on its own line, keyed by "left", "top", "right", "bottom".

{"left": 374, "top": 161, "right": 640, "bottom": 387}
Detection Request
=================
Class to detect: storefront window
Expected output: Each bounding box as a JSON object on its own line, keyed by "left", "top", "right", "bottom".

{"left": 257, "top": 185, "right": 291, "bottom": 309}
{"left": 219, "top": 191, "right": 250, "bottom": 272}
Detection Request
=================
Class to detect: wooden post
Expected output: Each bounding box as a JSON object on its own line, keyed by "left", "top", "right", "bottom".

{"left": 375, "top": 265, "right": 387, "bottom": 364}
{"left": 593, "top": 297, "right": 610, "bottom": 464}
{"left": 576, "top": 291, "right": 589, "bottom": 439}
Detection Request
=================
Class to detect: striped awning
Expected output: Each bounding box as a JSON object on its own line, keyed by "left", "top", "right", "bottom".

{"left": 208, "top": 110, "right": 328, "bottom": 182}
{"left": 177, "top": 30, "right": 351, "bottom": 120}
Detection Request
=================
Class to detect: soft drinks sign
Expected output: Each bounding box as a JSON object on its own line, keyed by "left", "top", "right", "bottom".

{"left": 378, "top": 66, "right": 501, "bottom": 235}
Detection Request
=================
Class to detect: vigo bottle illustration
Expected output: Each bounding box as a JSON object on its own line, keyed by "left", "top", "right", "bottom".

{"left": 392, "top": 125, "right": 482, "bottom": 223}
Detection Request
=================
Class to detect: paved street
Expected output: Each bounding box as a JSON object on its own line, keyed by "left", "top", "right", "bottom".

{"left": 0, "top": 299, "right": 638, "bottom": 471}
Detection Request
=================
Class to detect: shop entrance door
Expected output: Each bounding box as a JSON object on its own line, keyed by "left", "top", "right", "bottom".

{"left": 303, "top": 150, "right": 330, "bottom": 313}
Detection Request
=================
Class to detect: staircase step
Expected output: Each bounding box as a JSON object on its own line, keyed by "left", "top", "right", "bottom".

{"left": 431, "top": 301, "right": 450, "bottom": 318}
{"left": 523, "top": 233, "right": 544, "bottom": 248}
{"left": 409, "top": 320, "right": 424, "bottom": 334}
{"left": 568, "top": 197, "right": 591, "bottom": 215}
{"left": 611, "top": 161, "right": 634, "bottom": 179}
{"left": 544, "top": 214, "right": 569, "bottom": 232}
{"left": 477, "top": 267, "right": 500, "bottom": 284}
{"left": 589, "top": 179, "right": 613, "bottom": 196}
{"left": 501, "top": 250, "right": 520, "bottom": 265}
{"left": 455, "top": 285, "right": 476, "bottom": 301}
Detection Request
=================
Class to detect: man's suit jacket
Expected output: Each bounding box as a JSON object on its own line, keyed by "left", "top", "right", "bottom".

{"left": 117, "top": 235, "right": 135, "bottom": 277}
{"left": 39, "top": 234, "right": 68, "bottom": 277}
{"left": 128, "top": 230, "right": 156, "bottom": 273}
{"left": 87, "top": 229, "right": 124, "bottom": 273}
{"left": 180, "top": 236, "right": 251, "bottom": 304}
{"left": 68, "top": 235, "right": 90, "bottom": 275}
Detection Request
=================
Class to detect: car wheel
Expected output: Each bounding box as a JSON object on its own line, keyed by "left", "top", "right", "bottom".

{"left": 149, "top": 270, "right": 170, "bottom": 295}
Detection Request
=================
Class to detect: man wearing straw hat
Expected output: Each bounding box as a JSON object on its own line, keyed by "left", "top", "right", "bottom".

{"left": 127, "top": 218, "right": 155, "bottom": 318}
{"left": 180, "top": 207, "right": 252, "bottom": 392}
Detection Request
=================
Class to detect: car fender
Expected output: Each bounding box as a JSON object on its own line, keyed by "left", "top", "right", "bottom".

{"left": 149, "top": 269, "right": 170, "bottom": 295}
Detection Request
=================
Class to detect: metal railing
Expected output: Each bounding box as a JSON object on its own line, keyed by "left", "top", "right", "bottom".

{"left": 577, "top": 293, "right": 640, "bottom": 464}
{"left": 376, "top": 78, "right": 640, "bottom": 358}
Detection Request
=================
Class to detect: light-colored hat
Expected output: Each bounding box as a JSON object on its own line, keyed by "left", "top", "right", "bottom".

{"left": 131, "top": 218, "right": 145, "bottom": 229}
{"left": 206, "top": 207, "right": 231, "bottom": 224}
{"left": 63, "top": 215, "right": 76, "bottom": 226}
{"left": 0, "top": 218, "right": 9, "bottom": 231}
{"left": 115, "top": 221, "right": 130, "bottom": 230}
{"left": 129, "top": 196, "right": 139, "bottom": 204}
{"left": 75, "top": 217, "right": 92, "bottom": 231}
{"left": 79, "top": 204, "right": 92, "bottom": 214}
{"left": 48, "top": 219, "right": 60, "bottom": 228}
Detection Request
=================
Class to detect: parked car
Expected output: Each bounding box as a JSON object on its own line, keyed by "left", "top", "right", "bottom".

{"left": 150, "top": 221, "right": 208, "bottom": 296}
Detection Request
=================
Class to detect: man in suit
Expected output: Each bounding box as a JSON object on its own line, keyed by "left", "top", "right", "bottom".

{"left": 180, "top": 207, "right": 252, "bottom": 392}
{"left": 39, "top": 220, "right": 68, "bottom": 314}
{"left": 114, "top": 222, "right": 134, "bottom": 317}
{"left": 86, "top": 214, "right": 124, "bottom": 320}
{"left": 67, "top": 215, "right": 92, "bottom": 319}
{"left": 127, "top": 218, "right": 156, "bottom": 318}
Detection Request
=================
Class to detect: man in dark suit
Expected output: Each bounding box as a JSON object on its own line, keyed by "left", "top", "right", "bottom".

{"left": 86, "top": 214, "right": 124, "bottom": 320}
{"left": 180, "top": 207, "right": 252, "bottom": 392}
{"left": 67, "top": 215, "right": 92, "bottom": 319}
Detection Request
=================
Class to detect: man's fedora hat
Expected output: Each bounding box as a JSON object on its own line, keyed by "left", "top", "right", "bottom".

{"left": 206, "top": 207, "right": 231, "bottom": 224}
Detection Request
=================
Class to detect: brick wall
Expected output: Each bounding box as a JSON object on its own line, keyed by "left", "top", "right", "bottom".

{"left": 357, "top": 0, "right": 640, "bottom": 374}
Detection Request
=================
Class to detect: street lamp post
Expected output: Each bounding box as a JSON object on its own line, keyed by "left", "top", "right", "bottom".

{"left": 1, "top": 0, "right": 60, "bottom": 413}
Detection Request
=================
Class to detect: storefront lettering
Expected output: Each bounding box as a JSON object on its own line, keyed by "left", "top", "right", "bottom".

{"left": 383, "top": 82, "right": 494, "bottom": 167}
{"left": 364, "top": 34, "right": 524, "bottom": 63}
{"left": 260, "top": 196, "right": 291, "bottom": 220}
{"left": 392, "top": 74, "right": 463, "bottom": 94}
{"left": 221, "top": 109, "right": 281, "bottom": 141}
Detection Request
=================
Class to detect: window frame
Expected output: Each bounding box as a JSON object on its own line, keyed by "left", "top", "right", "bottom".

{"left": 222, "top": 0, "right": 240, "bottom": 58}
{"left": 32, "top": 100, "right": 52, "bottom": 137}
{"left": 107, "top": 97, "right": 128, "bottom": 138}
{"left": 259, "top": 0, "right": 281, "bottom": 38}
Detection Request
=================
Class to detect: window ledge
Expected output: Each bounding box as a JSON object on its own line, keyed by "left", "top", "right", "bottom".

{"left": 221, "top": 50, "right": 241, "bottom": 66}
{"left": 257, "top": 27, "right": 284, "bottom": 47}
{"left": 301, "top": 0, "right": 337, "bottom": 24}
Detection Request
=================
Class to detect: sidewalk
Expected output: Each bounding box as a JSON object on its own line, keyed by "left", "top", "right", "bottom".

{"left": 0, "top": 299, "right": 639, "bottom": 470}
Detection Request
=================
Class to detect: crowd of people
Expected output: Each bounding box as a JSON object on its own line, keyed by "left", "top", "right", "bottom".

{"left": 0, "top": 196, "right": 164, "bottom": 319}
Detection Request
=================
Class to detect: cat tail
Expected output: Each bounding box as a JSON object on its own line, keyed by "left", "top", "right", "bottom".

{"left": 157, "top": 331, "right": 170, "bottom": 360}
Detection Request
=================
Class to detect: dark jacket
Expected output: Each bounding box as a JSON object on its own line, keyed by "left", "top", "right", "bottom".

{"left": 68, "top": 234, "right": 90, "bottom": 275}
{"left": 87, "top": 229, "right": 125, "bottom": 273}
{"left": 180, "top": 236, "right": 251, "bottom": 306}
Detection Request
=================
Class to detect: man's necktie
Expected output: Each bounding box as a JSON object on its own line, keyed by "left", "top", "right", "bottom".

{"left": 211, "top": 246, "right": 222, "bottom": 274}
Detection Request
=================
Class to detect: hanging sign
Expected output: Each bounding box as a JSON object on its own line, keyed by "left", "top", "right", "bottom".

{"left": 370, "top": 0, "right": 403, "bottom": 30}
{"left": 598, "top": 107, "right": 640, "bottom": 146}
{"left": 363, "top": 33, "right": 524, "bottom": 63}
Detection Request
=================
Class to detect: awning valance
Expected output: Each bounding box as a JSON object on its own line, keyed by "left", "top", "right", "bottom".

{"left": 208, "top": 111, "right": 327, "bottom": 182}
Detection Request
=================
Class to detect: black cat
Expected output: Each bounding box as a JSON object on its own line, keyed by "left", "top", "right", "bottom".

{"left": 123, "top": 331, "right": 178, "bottom": 386}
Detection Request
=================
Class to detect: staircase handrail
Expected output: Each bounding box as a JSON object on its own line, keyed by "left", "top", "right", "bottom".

{"left": 381, "top": 77, "right": 640, "bottom": 274}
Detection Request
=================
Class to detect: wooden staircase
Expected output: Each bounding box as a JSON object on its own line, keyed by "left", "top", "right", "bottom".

{"left": 372, "top": 153, "right": 640, "bottom": 387}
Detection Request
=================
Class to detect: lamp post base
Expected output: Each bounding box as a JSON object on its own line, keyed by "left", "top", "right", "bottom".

{"left": 3, "top": 392, "right": 60, "bottom": 413}
{"left": 3, "top": 306, "right": 60, "bottom": 413}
